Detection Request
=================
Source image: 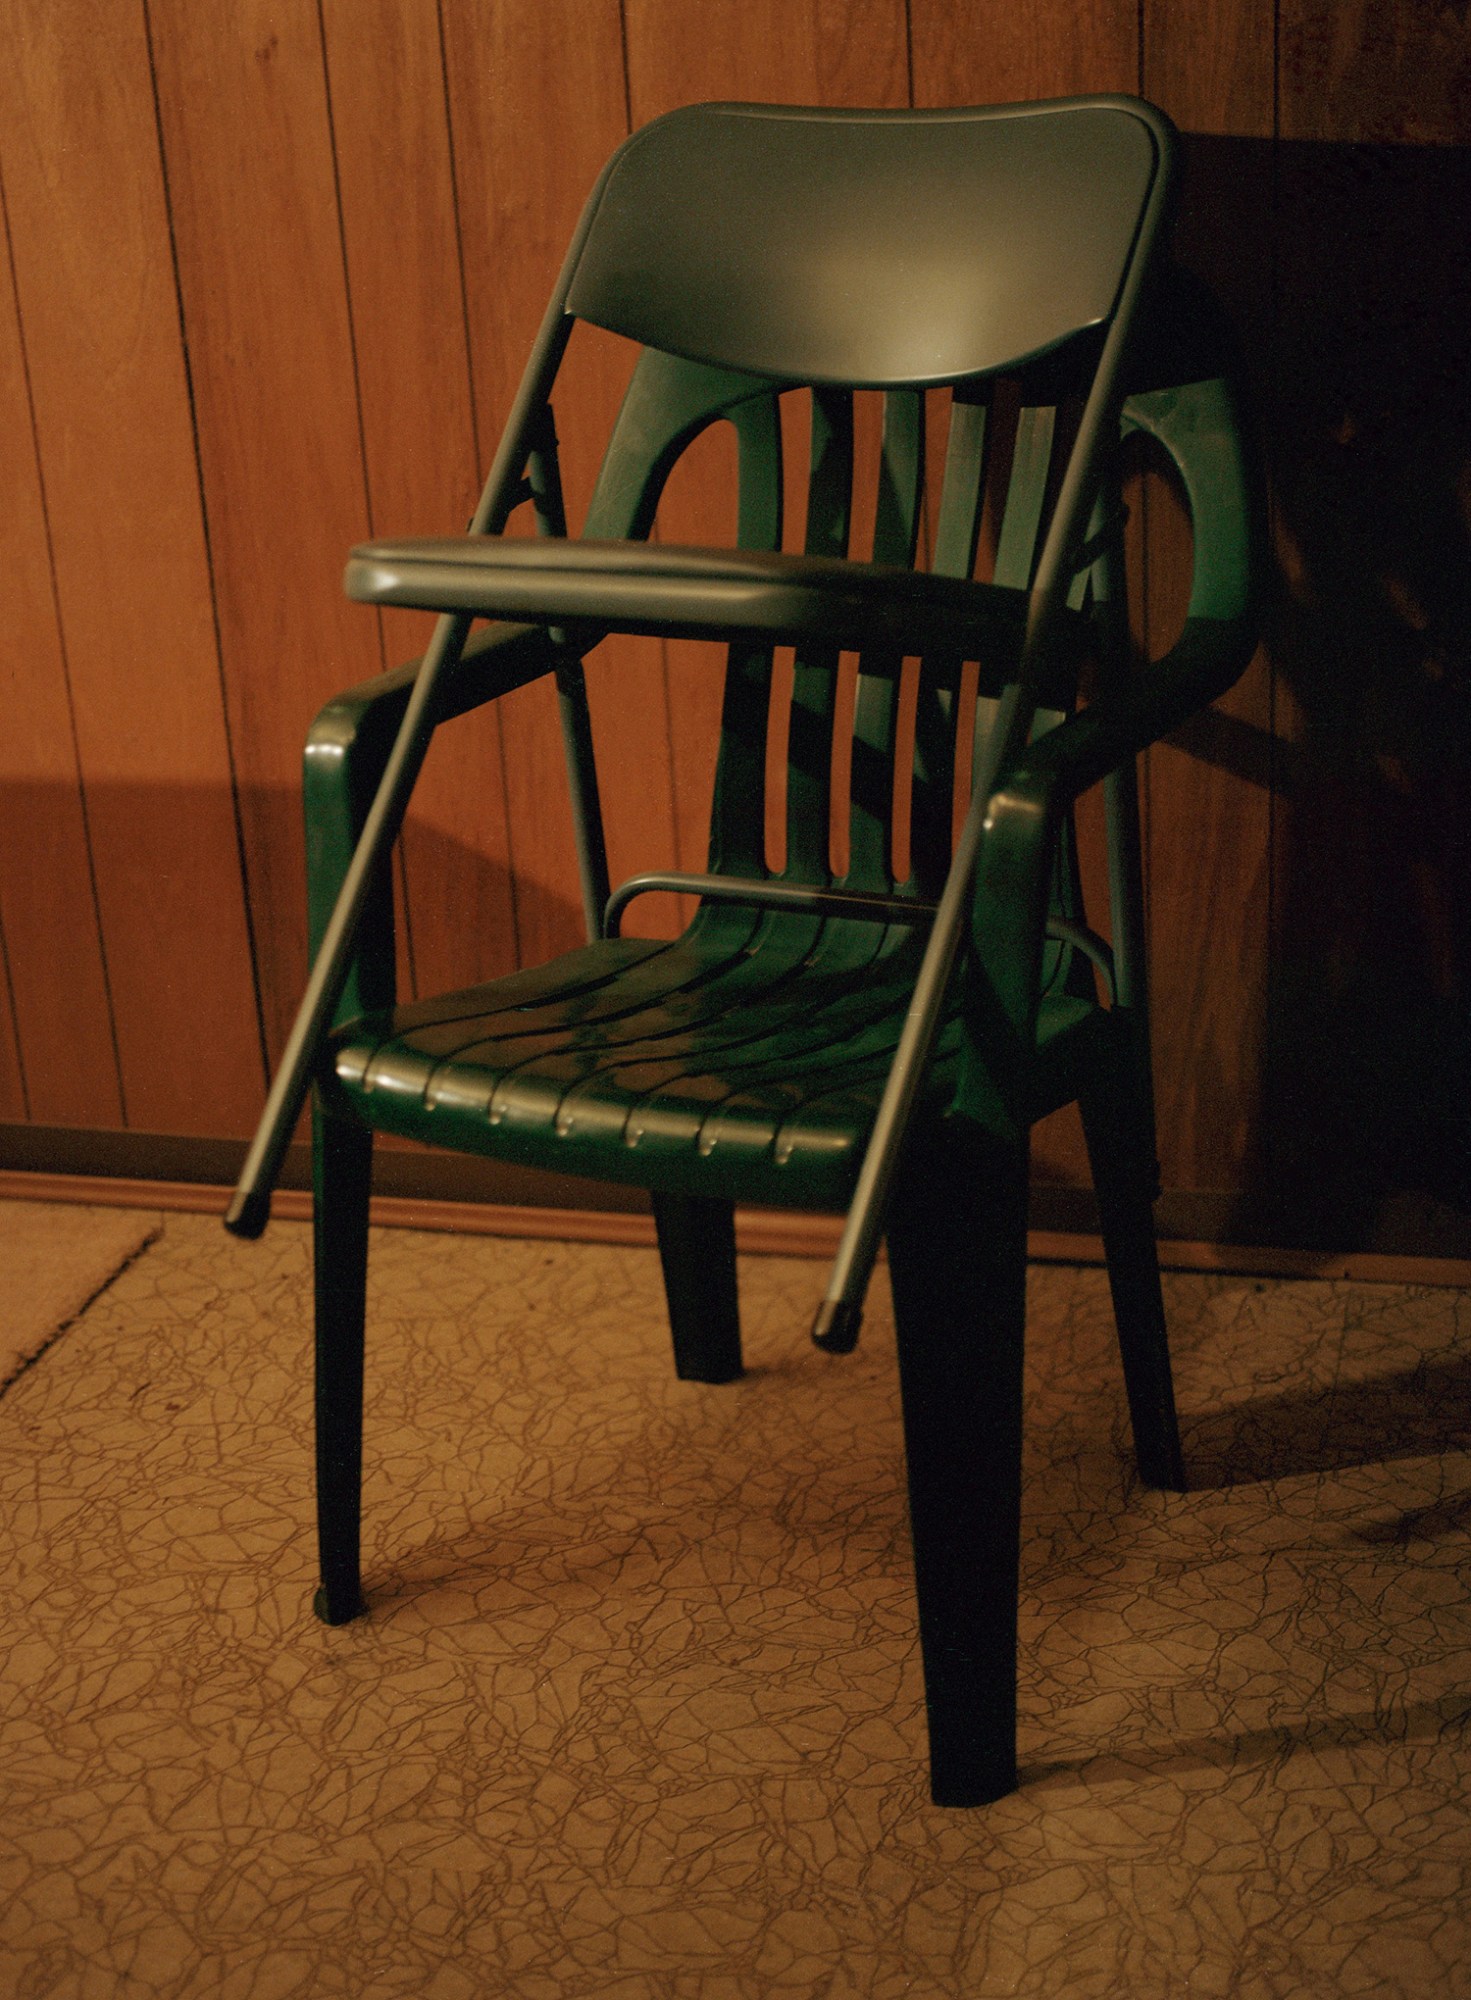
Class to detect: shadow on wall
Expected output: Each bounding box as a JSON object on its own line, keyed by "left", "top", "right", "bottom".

{"left": 1175, "top": 133, "right": 1471, "bottom": 1257}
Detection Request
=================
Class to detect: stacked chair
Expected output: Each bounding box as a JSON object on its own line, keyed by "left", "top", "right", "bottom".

{"left": 229, "top": 96, "right": 1259, "bottom": 1805}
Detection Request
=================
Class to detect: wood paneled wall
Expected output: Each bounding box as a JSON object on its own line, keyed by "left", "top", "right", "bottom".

{"left": 1, "top": 0, "right": 1467, "bottom": 1253}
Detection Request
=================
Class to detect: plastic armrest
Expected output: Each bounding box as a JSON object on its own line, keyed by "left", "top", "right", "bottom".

{"left": 1015, "top": 612, "right": 1257, "bottom": 806}
{"left": 1010, "top": 368, "right": 1262, "bottom": 802}
{"left": 302, "top": 619, "right": 559, "bottom": 1025}
{"left": 308, "top": 618, "right": 559, "bottom": 762}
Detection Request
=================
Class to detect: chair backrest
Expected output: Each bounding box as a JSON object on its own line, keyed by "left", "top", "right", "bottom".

{"left": 545, "top": 98, "right": 1178, "bottom": 916}
{"left": 566, "top": 100, "right": 1167, "bottom": 387}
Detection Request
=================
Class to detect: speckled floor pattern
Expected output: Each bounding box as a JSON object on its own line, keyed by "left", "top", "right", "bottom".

{"left": 1, "top": 1209, "right": 1468, "bottom": 1998}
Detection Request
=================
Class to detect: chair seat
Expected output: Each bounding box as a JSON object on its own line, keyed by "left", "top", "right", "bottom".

{"left": 322, "top": 904, "right": 1103, "bottom": 1207}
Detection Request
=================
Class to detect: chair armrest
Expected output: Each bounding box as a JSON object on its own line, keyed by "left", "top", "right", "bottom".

{"left": 1015, "top": 371, "right": 1262, "bottom": 802}
{"left": 302, "top": 619, "right": 560, "bottom": 1026}
{"left": 309, "top": 618, "right": 559, "bottom": 763}
{"left": 952, "top": 372, "right": 1261, "bottom": 1115}
{"left": 1013, "top": 612, "right": 1256, "bottom": 805}
{"left": 344, "top": 534, "right": 1067, "bottom": 674}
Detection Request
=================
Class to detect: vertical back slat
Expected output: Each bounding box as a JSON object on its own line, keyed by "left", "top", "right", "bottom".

{"left": 966, "top": 402, "right": 1060, "bottom": 868}
{"left": 708, "top": 391, "right": 784, "bottom": 875}
{"left": 991, "top": 404, "right": 1056, "bottom": 591}
{"left": 785, "top": 388, "right": 854, "bottom": 881}
{"left": 930, "top": 387, "right": 990, "bottom": 580}
{"left": 871, "top": 389, "right": 926, "bottom": 567}
{"left": 846, "top": 389, "right": 925, "bottom": 888}
{"left": 992, "top": 403, "right": 1088, "bottom": 995}
{"left": 909, "top": 385, "right": 993, "bottom": 892}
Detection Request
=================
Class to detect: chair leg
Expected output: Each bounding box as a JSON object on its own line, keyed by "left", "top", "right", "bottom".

{"left": 311, "top": 1101, "right": 372, "bottom": 1625}
{"left": 651, "top": 1192, "right": 743, "bottom": 1384}
{"left": 1079, "top": 1034, "right": 1187, "bottom": 1494}
{"left": 885, "top": 1119, "right": 1029, "bottom": 1808}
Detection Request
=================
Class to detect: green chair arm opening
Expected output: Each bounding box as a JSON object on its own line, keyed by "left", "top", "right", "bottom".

{"left": 302, "top": 618, "right": 561, "bottom": 1029}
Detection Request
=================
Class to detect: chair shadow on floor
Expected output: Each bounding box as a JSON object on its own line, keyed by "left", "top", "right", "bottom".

{"left": 1021, "top": 1687, "right": 1471, "bottom": 1791}
{"left": 1179, "top": 1351, "right": 1471, "bottom": 1489}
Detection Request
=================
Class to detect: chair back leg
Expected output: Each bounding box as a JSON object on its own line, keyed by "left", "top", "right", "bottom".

{"left": 312, "top": 1103, "right": 373, "bottom": 1624}
{"left": 652, "top": 1192, "right": 743, "bottom": 1384}
{"left": 1079, "top": 1022, "right": 1187, "bottom": 1493}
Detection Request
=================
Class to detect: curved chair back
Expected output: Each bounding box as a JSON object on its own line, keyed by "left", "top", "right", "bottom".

{"left": 567, "top": 99, "right": 1171, "bottom": 386}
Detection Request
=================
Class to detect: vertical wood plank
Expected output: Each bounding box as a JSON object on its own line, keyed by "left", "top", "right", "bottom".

{"left": 148, "top": 0, "right": 381, "bottom": 1065}
{"left": 320, "top": 0, "right": 523, "bottom": 997}
{"left": 0, "top": 0, "right": 263, "bottom": 1135}
{"left": 909, "top": 0, "right": 1137, "bottom": 104}
{"left": 1281, "top": 1, "right": 1471, "bottom": 146}
{"left": 0, "top": 169, "right": 122, "bottom": 1126}
{"left": 626, "top": 0, "right": 908, "bottom": 114}
{"left": 441, "top": 0, "right": 681, "bottom": 960}
{"left": 1142, "top": 3, "right": 1274, "bottom": 1212}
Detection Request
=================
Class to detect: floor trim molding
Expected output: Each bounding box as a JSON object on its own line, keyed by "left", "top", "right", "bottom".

{"left": 2, "top": 1166, "right": 1469, "bottom": 1288}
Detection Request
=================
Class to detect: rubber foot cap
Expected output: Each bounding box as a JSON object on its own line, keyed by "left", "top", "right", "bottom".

{"left": 811, "top": 1298, "right": 862, "bottom": 1354}
{"left": 313, "top": 1586, "right": 366, "bottom": 1626}
{"left": 224, "top": 1187, "right": 271, "bottom": 1240}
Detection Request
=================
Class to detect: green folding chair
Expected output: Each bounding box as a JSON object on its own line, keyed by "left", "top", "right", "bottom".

{"left": 228, "top": 96, "right": 1259, "bottom": 1805}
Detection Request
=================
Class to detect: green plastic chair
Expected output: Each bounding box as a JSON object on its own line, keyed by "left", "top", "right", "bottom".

{"left": 228, "top": 97, "right": 1259, "bottom": 1805}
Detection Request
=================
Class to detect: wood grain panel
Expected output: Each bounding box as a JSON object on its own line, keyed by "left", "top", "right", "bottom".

{"left": 909, "top": 0, "right": 1137, "bottom": 104}
{"left": 0, "top": 939, "right": 23, "bottom": 1122}
{"left": 0, "top": 171, "right": 121, "bottom": 1125}
{"left": 1142, "top": 5, "right": 1274, "bottom": 1206}
{"left": 0, "top": 0, "right": 1455, "bottom": 1260}
{"left": 625, "top": 0, "right": 908, "bottom": 115}
{"left": 1270, "top": 2, "right": 1471, "bottom": 1250}
{"left": 1282, "top": 1, "right": 1471, "bottom": 146}
{"left": 441, "top": 0, "right": 679, "bottom": 961}
{"left": 0, "top": 0, "right": 262, "bottom": 1135}
{"left": 1146, "top": 0, "right": 1273, "bottom": 136}
{"left": 148, "top": 0, "right": 380, "bottom": 1066}
{"left": 320, "top": 0, "right": 522, "bottom": 998}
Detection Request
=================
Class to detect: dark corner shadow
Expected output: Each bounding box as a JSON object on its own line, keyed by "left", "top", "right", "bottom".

{"left": 1021, "top": 1688, "right": 1470, "bottom": 1792}
{"left": 1161, "top": 705, "right": 1277, "bottom": 792}
{"left": 1178, "top": 1351, "right": 1471, "bottom": 1488}
{"left": 1164, "top": 132, "right": 1471, "bottom": 1259}
{"left": 1347, "top": 1485, "right": 1471, "bottom": 1547}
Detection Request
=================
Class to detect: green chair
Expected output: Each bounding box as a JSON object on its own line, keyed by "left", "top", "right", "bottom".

{"left": 229, "top": 97, "right": 1259, "bottom": 1805}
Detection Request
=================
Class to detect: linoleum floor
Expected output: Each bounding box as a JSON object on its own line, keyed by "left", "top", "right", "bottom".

{"left": 2, "top": 1210, "right": 1468, "bottom": 1998}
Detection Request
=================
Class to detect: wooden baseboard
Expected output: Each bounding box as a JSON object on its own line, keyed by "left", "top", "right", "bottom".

{"left": 2, "top": 1165, "right": 1469, "bottom": 1288}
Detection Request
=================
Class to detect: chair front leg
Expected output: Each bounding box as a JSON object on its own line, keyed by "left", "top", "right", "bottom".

{"left": 312, "top": 1099, "right": 372, "bottom": 1624}
{"left": 885, "top": 1115, "right": 1029, "bottom": 1807}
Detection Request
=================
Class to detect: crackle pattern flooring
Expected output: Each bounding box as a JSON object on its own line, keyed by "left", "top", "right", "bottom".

{"left": 1, "top": 1210, "right": 1469, "bottom": 1998}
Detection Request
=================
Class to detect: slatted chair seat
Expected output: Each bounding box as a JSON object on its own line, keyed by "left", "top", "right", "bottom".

{"left": 324, "top": 912, "right": 1106, "bottom": 1205}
